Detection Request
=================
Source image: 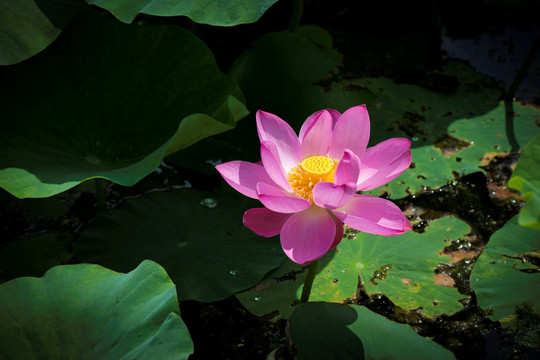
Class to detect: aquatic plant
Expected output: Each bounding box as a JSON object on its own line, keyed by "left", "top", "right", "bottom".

{"left": 1, "top": 1, "right": 539, "bottom": 359}
{"left": 217, "top": 106, "right": 411, "bottom": 264}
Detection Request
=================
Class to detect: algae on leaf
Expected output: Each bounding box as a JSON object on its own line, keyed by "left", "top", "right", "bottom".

{"left": 357, "top": 64, "right": 540, "bottom": 198}
{"left": 238, "top": 217, "right": 468, "bottom": 319}
{"left": 365, "top": 100, "right": 540, "bottom": 198}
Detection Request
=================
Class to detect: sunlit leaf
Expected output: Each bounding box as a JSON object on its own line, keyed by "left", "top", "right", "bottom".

{"left": 471, "top": 216, "right": 540, "bottom": 325}
{"left": 238, "top": 217, "right": 468, "bottom": 318}
{"left": 366, "top": 100, "right": 540, "bottom": 198}
{"left": 357, "top": 62, "right": 538, "bottom": 198}
{"left": 289, "top": 302, "right": 455, "bottom": 360}
{"left": 362, "top": 62, "right": 502, "bottom": 145}
{"left": 312, "top": 217, "right": 467, "bottom": 318}
{"left": 508, "top": 134, "right": 540, "bottom": 229}
{"left": 0, "top": 12, "right": 247, "bottom": 199}
{"left": 75, "top": 188, "right": 285, "bottom": 302}
{"left": 0, "top": 260, "right": 193, "bottom": 359}
{"left": 446, "top": 102, "right": 540, "bottom": 171}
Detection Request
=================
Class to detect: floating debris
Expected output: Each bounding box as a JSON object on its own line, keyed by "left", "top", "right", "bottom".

{"left": 200, "top": 198, "right": 218, "bottom": 208}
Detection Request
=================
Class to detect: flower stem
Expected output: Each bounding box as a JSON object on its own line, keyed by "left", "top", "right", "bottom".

{"left": 288, "top": 0, "right": 304, "bottom": 33}
{"left": 300, "top": 259, "right": 319, "bottom": 303}
{"left": 503, "top": 35, "right": 540, "bottom": 153}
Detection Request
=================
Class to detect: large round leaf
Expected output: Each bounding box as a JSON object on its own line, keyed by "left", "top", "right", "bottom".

{"left": 358, "top": 62, "right": 539, "bottom": 198}
{"left": 238, "top": 216, "right": 468, "bottom": 318}
{"left": 363, "top": 62, "right": 502, "bottom": 146}
{"left": 169, "top": 27, "right": 375, "bottom": 174}
{"left": 289, "top": 302, "right": 455, "bottom": 360}
{"left": 447, "top": 102, "right": 540, "bottom": 172}
{"left": 367, "top": 99, "right": 540, "bottom": 197}
{"left": 470, "top": 216, "right": 540, "bottom": 325}
{"left": 0, "top": 260, "right": 193, "bottom": 359}
{"left": 0, "top": 11, "right": 247, "bottom": 199}
{"left": 236, "top": 256, "right": 319, "bottom": 319}
{"left": 230, "top": 29, "right": 374, "bottom": 130}
{"left": 88, "top": 0, "right": 279, "bottom": 26}
{"left": 0, "top": 0, "right": 88, "bottom": 65}
{"left": 312, "top": 217, "right": 468, "bottom": 317}
{"left": 508, "top": 134, "right": 540, "bottom": 229}
{"left": 0, "top": 1, "right": 279, "bottom": 65}
{"left": 75, "top": 188, "right": 285, "bottom": 302}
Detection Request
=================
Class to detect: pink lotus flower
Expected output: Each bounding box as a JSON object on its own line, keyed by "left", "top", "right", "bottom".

{"left": 216, "top": 105, "right": 412, "bottom": 264}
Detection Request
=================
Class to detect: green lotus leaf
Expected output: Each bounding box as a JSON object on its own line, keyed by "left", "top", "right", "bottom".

{"left": 446, "top": 102, "right": 540, "bottom": 171}
{"left": 229, "top": 27, "right": 374, "bottom": 129}
{"left": 312, "top": 217, "right": 468, "bottom": 317}
{"left": 508, "top": 134, "right": 540, "bottom": 229}
{"left": 75, "top": 188, "right": 285, "bottom": 302}
{"left": 470, "top": 216, "right": 540, "bottom": 325}
{"left": 296, "top": 25, "right": 334, "bottom": 49}
{"left": 0, "top": 12, "right": 247, "bottom": 199}
{"left": 0, "top": 0, "right": 88, "bottom": 65}
{"left": 230, "top": 29, "right": 352, "bottom": 130}
{"left": 366, "top": 101, "right": 540, "bottom": 198}
{"left": 0, "top": 260, "right": 193, "bottom": 359}
{"left": 0, "top": 0, "right": 279, "bottom": 65}
{"left": 236, "top": 256, "right": 315, "bottom": 319}
{"left": 169, "top": 28, "right": 373, "bottom": 174}
{"left": 356, "top": 62, "right": 538, "bottom": 198}
{"left": 0, "top": 232, "right": 73, "bottom": 282}
{"left": 167, "top": 77, "right": 375, "bottom": 175}
{"left": 237, "top": 216, "right": 468, "bottom": 319}
{"left": 289, "top": 302, "right": 455, "bottom": 360}
{"left": 361, "top": 62, "right": 501, "bottom": 145}
{"left": 87, "top": 0, "right": 279, "bottom": 25}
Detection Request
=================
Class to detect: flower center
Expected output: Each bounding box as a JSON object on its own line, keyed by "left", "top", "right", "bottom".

{"left": 287, "top": 155, "right": 337, "bottom": 201}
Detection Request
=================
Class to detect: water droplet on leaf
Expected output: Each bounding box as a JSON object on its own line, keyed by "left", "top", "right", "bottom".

{"left": 229, "top": 270, "right": 238, "bottom": 275}
{"left": 254, "top": 296, "right": 262, "bottom": 301}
